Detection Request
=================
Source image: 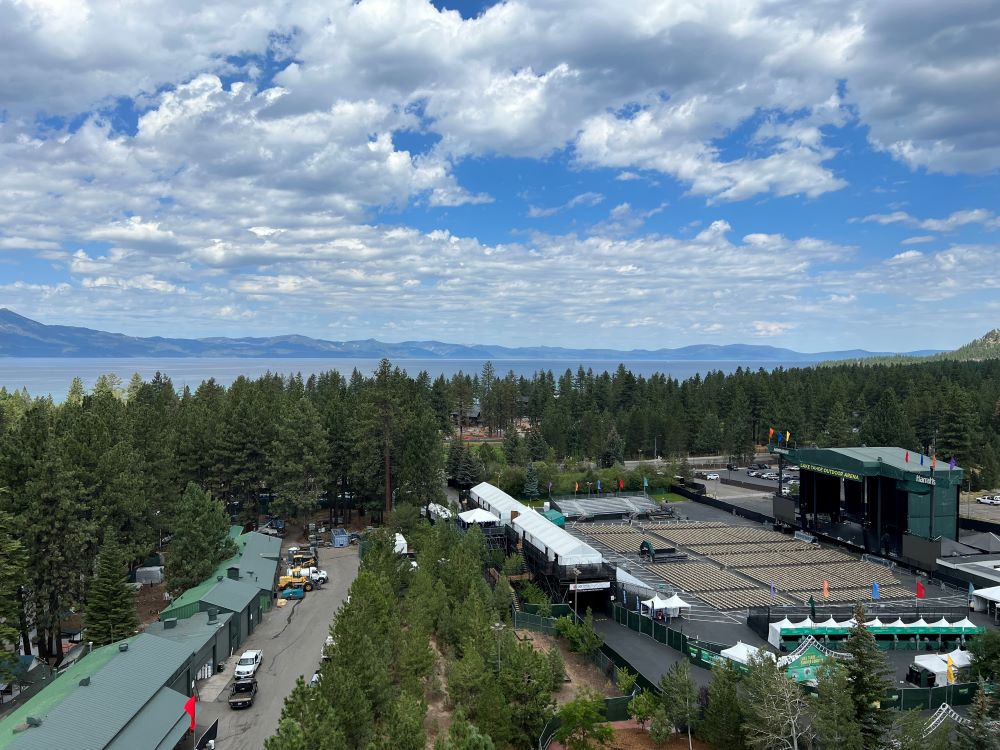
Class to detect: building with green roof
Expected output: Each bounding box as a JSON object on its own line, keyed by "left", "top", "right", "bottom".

{"left": 0, "top": 634, "right": 194, "bottom": 750}
{"left": 771, "top": 445, "right": 963, "bottom": 570}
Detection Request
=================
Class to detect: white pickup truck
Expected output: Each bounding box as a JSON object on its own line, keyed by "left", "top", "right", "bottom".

{"left": 289, "top": 566, "right": 329, "bottom": 584}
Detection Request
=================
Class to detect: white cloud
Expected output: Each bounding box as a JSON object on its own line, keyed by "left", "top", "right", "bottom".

{"left": 752, "top": 321, "right": 795, "bottom": 337}
{"left": 901, "top": 235, "right": 935, "bottom": 245}
{"left": 861, "top": 208, "right": 998, "bottom": 232}
{"left": 527, "top": 191, "right": 604, "bottom": 218}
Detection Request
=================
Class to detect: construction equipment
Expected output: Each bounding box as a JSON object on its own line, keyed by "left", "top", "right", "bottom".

{"left": 286, "top": 546, "right": 317, "bottom": 569}
{"left": 278, "top": 575, "right": 314, "bottom": 592}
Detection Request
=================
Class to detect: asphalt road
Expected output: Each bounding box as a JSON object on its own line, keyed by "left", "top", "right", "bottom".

{"left": 199, "top": 544, "right": 359, "bottom": 750}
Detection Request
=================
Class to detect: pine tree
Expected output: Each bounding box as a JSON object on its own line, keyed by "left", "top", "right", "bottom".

{"left": 0, "top": 510, "right": 26, "bottom": 680}
{"left": 434, "top": 708, "right": 495, "bottom": 750}
{"left": 842, "top": 604, "right": 893, "bottom": 750}
{"left": 813, "top": 662, "right": 863, "bottom": 750}
{"left": 955, "top": 679, "right": 1000, "bottom": 750}
{"left": 268, "top": 396, "right": 331, "bottom": 523}
{"left": 84, "top": 535, "right": 138, "bottom": 646}
{"left": 503, "top": 431, "right": 524, "bottom": 465}
{"left": 523, "top": 464, "right": 540, "bottom": 500}
{"left": 702, "top": 660, "right": 747, "bottom": 750}
{"left": 166, "top": 482, "right": 237, "bottom": 593}
{"left": 525, "top": 429, "right": 549, "bottom": 461}
{"left": 860, "top": 389, "right": 916, "bottom": 448}
{"left": 600, "top": 426, "right": 625, "bottom": 468}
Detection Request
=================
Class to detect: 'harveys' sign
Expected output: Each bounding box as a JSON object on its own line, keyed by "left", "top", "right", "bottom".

{"left": 800, "top": 463, "right": 862, "bottom": 482}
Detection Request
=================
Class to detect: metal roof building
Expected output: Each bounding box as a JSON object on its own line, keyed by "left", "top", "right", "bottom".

{"left": 1, "top": 634, "right": 193, "bottom": 750}
{"left": 771, "top": 445, "right": 963, "bottom": 570}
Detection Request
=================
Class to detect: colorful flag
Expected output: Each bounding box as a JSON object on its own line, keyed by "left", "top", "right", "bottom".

{"left": 184, "top": 695, "right": 196, "bottom": 731}
{"left": 768, "top": 427, "right": 775, "bottom": 440}
{"left": 872, "top": 581, "right": 880, "bottom": 600}
{"left": 946, "top": 654, "right": 955, "bottom": 684}
{"left": 618, "top": 478, "right": 624, "bottom": 490}
{"left": 785, "top": 431, "right": 790, "bottom": 444}
{"left": 920, "top": 453, "right": 924, "bottom": 465}
{"left": 596, "top": 479, "right": 601, "bottom": 491}
{"left": 905, "top": 451, "right": 909, "bottom": 463}
{"left": 916, "top": 580, "right": 925, "bottom": 599}
{"left": 574, "top": 481, "right": 579, "bottom": 492}
{"left": 949, "top": 457, "right": 957, "bottom": 470}
{"left": 769, "top": 582, "right": 776, "bottom": 599}
{"left": 643, "top": 477, "right": 649, "bottom": 488}
{"left": 822, "top": 580, "right": 829, "bottom": 599}
{"left": 931, "top": 454, "right": 937, "bottom": 470}
{"left": 777, "top": 431, "right": 783, "bottom": 444}
{"left": 969, "top": 581, "right": 975, "bottom": 596}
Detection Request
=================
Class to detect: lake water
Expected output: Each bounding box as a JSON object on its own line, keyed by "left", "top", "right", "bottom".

{"left": 0, "top": 358, "right": 812, "bottom": 400}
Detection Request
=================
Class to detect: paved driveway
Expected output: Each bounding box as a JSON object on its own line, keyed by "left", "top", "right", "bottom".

{"left": 198, "top": 544, "right": 359, "bottom": 750}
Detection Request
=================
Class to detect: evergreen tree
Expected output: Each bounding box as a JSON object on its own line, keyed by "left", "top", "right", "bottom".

{"left": 434, "top": 709, "right": 495, "bottom": 750}
{"left": 890, "top": 709, "right": 952, "bottom": 750}
{"left": 525, "top": 429, "right": 549, "bottom": 461}
{"left": 842, "top": 604, "right": 893, "bottom": 750}
{"left": 813, "top": 662, "right": 863, "bottom": 750}
{"left": 397, "top": 404, "right": 445, "bottom": 506}
{"left": 268, "top": 396, "right": 331, "bottom": 523}
{"left": 0, "top": 510, "right": 26, "bottom": 680}
{"left": 378, "top": 691, "right": 426, "bottom": 750}
{"left": 860, "top": 389, "right": 916, "bottom": 448}
{"left": 702, "top": 660, "right": 746, "bottom": 750}
{"left": 166, "top": 482, "right": 237, "bottom": 593}
{"left": 936, "top": 385, "right": 979, "bottom": 467}
{"left": 824, "top": 399, "right": 854, "bottom": 446}
{"left": 84, "top": 535, "right": 138, "bottom": 646}
{"left": 600, "top": 426, "right": 625, "bottom": 468}
{"left": 523, "top": 463, "right": 540, "bottom": 500}
{"left": 503, "top": 431, "right": 524, "bottom": 465}
{"left": 955, "top": 679, "right": 1000, "bottom": 750}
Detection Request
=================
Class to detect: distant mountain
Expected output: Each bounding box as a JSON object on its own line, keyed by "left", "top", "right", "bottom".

{"left": 0, "top": 308, "right": 943, "bottom": 361}
{"left": 822, "top": 328, "right": 1000, "bottom": 366}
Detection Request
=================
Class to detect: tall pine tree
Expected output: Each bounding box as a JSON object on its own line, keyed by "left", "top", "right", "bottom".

{"left": 842, "top": 604, "right": 893, "bottom": 750}
{"left": 85, "top": 535, "right": 138, "bottom": 645}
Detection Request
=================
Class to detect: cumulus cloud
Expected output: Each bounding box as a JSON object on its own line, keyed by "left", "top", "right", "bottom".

{"left": 752, "top": 321, "right": 795, "bottom": 337}
{"left": 861, "top": 208, "right": 999, "bottom": 232}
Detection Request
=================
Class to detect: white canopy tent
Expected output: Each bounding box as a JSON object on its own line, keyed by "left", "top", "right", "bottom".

{"left": 458, "top": 508, "right": 500, "bottom": 525}
{"left": 661, "top": 594, "right": 691, "bottom": 617}
{"left": 640, "top": 595, "right": 671, "bottom": 614}
{"left": 722, "top": 642, "right": 774, "bottom": 665}
{"left": 913, "top": 649, "right": 971, "bottom": 686}
{"left": 971, "top": 585, "right": 1000, "bottom": 612}
{"left": 768, "top": 618, "right": 795, "bottom": 647}
{"left": 511, "top": 509, "right": 603, "bottom": 567}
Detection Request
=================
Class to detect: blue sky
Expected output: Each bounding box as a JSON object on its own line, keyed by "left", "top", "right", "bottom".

{"left": 0, "top": 0, "right": 998, "bottom": 352}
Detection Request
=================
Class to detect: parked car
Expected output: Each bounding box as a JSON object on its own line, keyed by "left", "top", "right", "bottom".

{"left": 977, "top": 496, "right": 1000, "bottom": 506}
{"left": 786, "top": 465, "right": 800, "bottom": 471}
{"left": 706, "top": 473, "right": 720, "bottom": 480}
{"left": 747, "top": 469, "right": 760, "bottom": 477}
{"left": 229, "top": 678, "right": 258, "bottom": 709}
{"left": 726, "top": 463, "right": 739, "bottom": 471}
{"left": 310, "top": 671, "right": 321, "bottom": 687}
{"left": 234, "top": 649, "right": 263, "bottom": 679}
{"left": 756, "top": 463, "right": 770, "bottom": 469}
{"left": 761, "top": 472, "right": 779, "bottom": 480}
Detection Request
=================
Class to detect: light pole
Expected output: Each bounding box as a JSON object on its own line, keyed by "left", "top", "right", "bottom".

{"left": 491, "top": 622, "right": 504, "bottom": 673}
{"left": 573, "top": 567, "right": 581, "bottom": 617}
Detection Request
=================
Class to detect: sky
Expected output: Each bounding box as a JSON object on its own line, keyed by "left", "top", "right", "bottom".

{"left": 0, "top": 0, "right": 998, "bottom": 353}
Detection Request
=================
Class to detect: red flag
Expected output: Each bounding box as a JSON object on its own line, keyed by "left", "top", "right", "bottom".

{"left": 768, "top": 427, "right": 775, "bottom": 440}
{"left": 618, "top": 478, "right": 624, "bottom": 490}
{"left": 574, "top": 481, "right": 579, "bottom": 492}
{"left": 916, "top": 580, "right": 925, "bottom": 599}
{"left": 822, "top": 580, "right": 829, "bottom": 600}
{"left": 931, "top": 454, "right": 936, "bottom": 470}
{"left": 184, "top": 695, "right": 196, "bottom": 731}
{"left": 905, "top": 451, "right": 909, "bottom": 463}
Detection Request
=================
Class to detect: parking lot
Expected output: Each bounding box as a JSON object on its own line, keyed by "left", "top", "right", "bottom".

{"left": 959, "top": 492, "right": 1000, "bottom": 525}
{"left": 197, "top": 544, "right": 359, "bottom": 750}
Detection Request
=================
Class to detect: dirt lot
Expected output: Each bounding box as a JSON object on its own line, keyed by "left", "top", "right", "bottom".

{"left": 136, "top": 582, "right": 168, "bottom": 627}
{"left": 549, "top": 720, "right": 710, "bottom": 750}
{"left": 514, "top": 629, "right": 616, "bottom": 705}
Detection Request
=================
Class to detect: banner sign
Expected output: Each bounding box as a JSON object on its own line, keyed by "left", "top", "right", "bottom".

{"left": 570, "top": 581, "right": 611, "bottom": 591}
{"left": 799, "top": 463, "right": 862, "bottom": 482}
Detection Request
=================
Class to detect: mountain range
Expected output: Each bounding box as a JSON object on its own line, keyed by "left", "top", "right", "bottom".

{"left": 0, "top": 308, "right": 946, "bottom": 361}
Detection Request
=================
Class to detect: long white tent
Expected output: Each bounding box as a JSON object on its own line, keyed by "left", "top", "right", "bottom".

{"left": 471, "top": 482, "right": 532, "bottom": 522}
{"left": 768, "top": 616, "right": 982, "bottom": 647}
{"left": 511, "top": 508, "right": 603, "bottom": 567}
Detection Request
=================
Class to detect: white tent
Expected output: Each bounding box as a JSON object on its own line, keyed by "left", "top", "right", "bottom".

{"left": 913, "top": 654, "right": 950, "bottom": 686}
{"left": 866, "top": 617, "right": 884, "bottom": 628}
{"left": 948, "top": 648, "right": 972, "bottom": 669}
{"left": 909, "top": 618, "right": 930, "bottom": 629}
{"left": 815, "top": 617, "right": 841, "bottom": 629}
{"left": 661, "top": 594, "right": 691, "bottom": 617}
{"left": 458, "top": 508, "right": 499, "bottom": 525}
{"left": 971, "top": 585, "right": 1000, "bottom": 612}
{"left": 790, "top": 617, "right": 814, "bottom": 628}
{"left": 885, "top": 618, "right": 908, "bottom": 629}
{"left": 393, "top": 533, "right": 408, "bottom": 554}
{"left": 953, "top": 617, "right": 978, "bottom": 631}
{"left": 768, "top": 618, "right": 794, "bottom": 647}
{"left": 928, "top": 617, "right": 952, "bottom": 629}
{"left": 721, "top": 641, "right": 774, "bottom": 665}
{"left": 427, "top": 503, "right": 453, "bottom": 520}
{"left": 640, "top": 595, "right": 672, "bottom": 614}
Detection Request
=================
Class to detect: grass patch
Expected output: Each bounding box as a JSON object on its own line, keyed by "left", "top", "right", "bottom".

{"left": 649, "top": 492, "right": 687, "bottom": 503}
